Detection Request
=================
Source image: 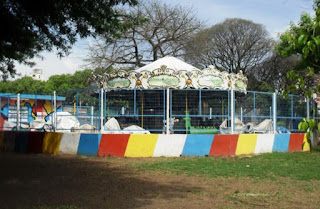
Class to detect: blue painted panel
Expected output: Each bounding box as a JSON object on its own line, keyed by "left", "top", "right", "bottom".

{"left": 272, "top": 134, "right": 290, "bottom": 152}
{"left": 15, "top": 131, "right": 29, "bottom": 153}
{"left": 77, "top": 133, "right": 101, "bottom": 156}
{"left": 182, "top": 135, "right": 214, "bottom": 156}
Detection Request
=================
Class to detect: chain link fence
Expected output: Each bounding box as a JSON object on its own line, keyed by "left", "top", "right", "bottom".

{"left": 0, "top": 89, "right": 313, "bottom": 133}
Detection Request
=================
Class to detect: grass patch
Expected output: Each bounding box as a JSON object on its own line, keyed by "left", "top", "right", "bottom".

{"left": 137, "top": 152, "right": 320, "bottom": 180}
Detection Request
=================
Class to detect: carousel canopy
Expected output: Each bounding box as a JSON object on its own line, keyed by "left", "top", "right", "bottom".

{"left": 136, "top": 56, "right": 200, "bottom": 73}
{"left": 103, "top": 56, "right": 248, "bottom": 91}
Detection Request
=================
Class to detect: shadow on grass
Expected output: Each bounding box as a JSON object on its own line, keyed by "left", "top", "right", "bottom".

{"left": 0, "top": 153, "right": 200, "bottom": 209}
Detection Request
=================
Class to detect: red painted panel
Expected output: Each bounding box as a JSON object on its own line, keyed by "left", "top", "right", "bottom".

{"left": 27, "top": 131, "right": 45, "bottom": 153}
{"left": 209, "top": 134, "right": 239, "bottom": 156}
{"left": 288, "top": 133, "right": 304, "bottom": 152}
{"left": 98, "top": 134, "right": 130, "bottom": 157}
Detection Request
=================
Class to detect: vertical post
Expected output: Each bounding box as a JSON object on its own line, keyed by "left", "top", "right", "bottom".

{"left": 16, "top": 93, "right": 20, "bottom": 131}
{"left": 90, "top": 106, "right": 94, "bottom": 126}
{"left": 76, "top": 91, "right": 79, "bottom": 120}
{"left": 141, "top": 92, "right": 144, "bottom": 128}
{"left": 134, "top": 89, "right": 136, "bottom": 115}
{"left": 291, "top": 95, "right": 293, "bottom": 119}
{"left": 163, "top": 89, "right": 166, "bottom": 133}
{"left": 231, "top": 89, "right": 234, "bottom": 134}
{"left": 273, "top": 92, "right": 277, "bottom": 133}
{"left": 240, "top": 107, "right": 243, "bottom": 123}
{"left": 53, "top": 91, "right": 57, "bottom": 132}
{"left": 253, "top": 92, "right": 256, "bottom": 118}
{"left": 307, "top": 97, "right": 310, "bottom": 121}
{"left": 100, "top": 88, "right": 104, "bottom": 133}
{"left": 35, "top": 94, "right": 37, "bottom": 118}
{"left": 170, "top": 89, "right": 173, "bottom": 132}
{"left": 104, "top": 89, "right": 107, "bottom": 119}
{"left": 166, "top": 88, "right": 170, "bottom": 134}
{"left": 199, "top": 89, "right": 202, "bottom": 115}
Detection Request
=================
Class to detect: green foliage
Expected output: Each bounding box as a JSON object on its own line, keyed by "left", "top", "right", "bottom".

{"left": 137, "top": 152, "right": 320, "bottom": 181}
{"left": 298, "top": 118, "right": 315, "bottom": 150}
{"left": 0, "top": 69, "right": 94, "bottom": 94}
{"left": 0, "top": 0, "right": 138, "bottom": 80}
{"left": 276, "top": 1, "right": 320, "bottom": 96}
{"left": 0, "top": 76, "right": 46, "bottom": 94}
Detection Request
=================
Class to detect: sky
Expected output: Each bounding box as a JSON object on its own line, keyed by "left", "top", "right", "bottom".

{"left": 15, "top": 0, "right": 314, "bottom": 80}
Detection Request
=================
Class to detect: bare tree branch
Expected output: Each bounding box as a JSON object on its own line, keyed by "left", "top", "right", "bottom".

{"left": 85, "top": 0, "right": 203, "bottom": 69}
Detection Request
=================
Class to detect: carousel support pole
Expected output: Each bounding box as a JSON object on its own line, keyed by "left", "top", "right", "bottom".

{"left": 53, "top": 91, "right": 57, "bottom": 132}
{"left": 166, "top": 88, "right": 170, "bottom": 134}
{"left": 100, "top": 87, "right": 104, "bottom": 133}
{"left": 16, "top": 93, "right": 20, "bottom": 131}
{"left": 185, "top": 92, "right": 188, "bottom": 134}
{"left": 90, "top": 106, "right": 94, "bottom": 126}
{"left": 273, "top": 92, "right": 277, "bottom": 133}
{"left": 231, "top": 89, "right": 235, "bottom": 134}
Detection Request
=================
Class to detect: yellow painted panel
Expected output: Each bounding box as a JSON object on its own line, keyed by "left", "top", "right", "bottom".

{"left": 124, "top": 134, "right": 158, "bottom": 157}
{"left": 303, "top": 134, "right": 310, "bottom": 152}
{"left": 42, "top": 132, "right": 62, "bottom": 154}
{"left": 0, "top": 132, "right": 5, "bottom": 151}
{"left": 235, "top": 134, "right": 258, "bottom": 156}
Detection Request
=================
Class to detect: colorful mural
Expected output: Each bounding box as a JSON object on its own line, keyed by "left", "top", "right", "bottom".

{"left": 0, "top": 94, "right": 65, "bottom": 130}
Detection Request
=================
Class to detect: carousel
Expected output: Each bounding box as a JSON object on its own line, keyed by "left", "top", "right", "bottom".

{"left": 92, "top": 56, "right": 249, "bottom": 134}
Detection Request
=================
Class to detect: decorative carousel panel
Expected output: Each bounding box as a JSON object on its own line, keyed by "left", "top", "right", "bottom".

{"left": 197, "top": 75, "right": 224, "bottom": 89}
{"left": 221, "top": 72, "right": 231, "bottom": 90}
{"left": 107, "top": 77, "right": 131, "bottom": 88}
{"left": 135, "top": 71, "right": 150, "bottom": 89}
{"left": 235, "top": 80, "right": 246, "bottom": 91}
{"left": 148, "top": 74, "right": 180, "bottom": 88}
{"left": 107, "top": 69, "right": 128, "bottom": 79}
{"left": 177, "top": 71, "right": 189, "bottom": 89}
{"left": 233, "top": 71, "right": 248, "bottom": 91}
{"left": 127, "top": 71, "right": 139, "bottom": 88}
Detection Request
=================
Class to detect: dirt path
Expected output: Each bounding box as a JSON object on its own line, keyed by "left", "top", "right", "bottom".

{"left": 0, "top": 153, "right": 319, "bottom": 209}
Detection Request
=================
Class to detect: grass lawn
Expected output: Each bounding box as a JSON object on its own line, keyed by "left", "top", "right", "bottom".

{"left": 137, "top": 152, "right": 320, "bottom": 181}
{"left": 2, "top": 152, "right": 320, "bottom": 208}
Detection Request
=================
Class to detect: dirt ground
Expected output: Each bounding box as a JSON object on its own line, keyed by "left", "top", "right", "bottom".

{"left": 0, "top": 153, "right": 320, "bottom": 209}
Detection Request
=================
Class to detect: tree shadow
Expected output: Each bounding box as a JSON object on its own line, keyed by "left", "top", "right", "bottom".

{"left": 0, "top": 153, "right": 201, "bottom": 209}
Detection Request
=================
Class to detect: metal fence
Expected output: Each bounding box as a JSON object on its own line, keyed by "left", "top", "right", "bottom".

{"left": 0, "top": 88, "right": 314, "bottom": 134}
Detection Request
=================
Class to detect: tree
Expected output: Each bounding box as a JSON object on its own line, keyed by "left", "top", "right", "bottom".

{"left": 44, "top": 74, "right": 73, "bottom": 92}
{"left": 185, "top": 18, "right": 272, "bottom": 74}
{"left": 276, "top": 0, "right": 320, "bottom": 98}
{"left": 0, "top": 76, "right": 46, "bottom": 94}
{"left": 248, "top": 52, "right": 299, "bottom": 92}
{"left": 0, "top": 0, "right": 138, "bottom": 81}
{"left": 86, "top": 0, "right": 203, "bottom": 69}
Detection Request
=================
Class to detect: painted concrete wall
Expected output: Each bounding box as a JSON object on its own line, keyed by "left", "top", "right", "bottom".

{"left": 0, "top": 131, "right": 309, "bottom": 157}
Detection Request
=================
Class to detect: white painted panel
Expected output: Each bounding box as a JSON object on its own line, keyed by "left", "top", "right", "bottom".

{"left": 153, "top": 134, "right": 187, "bottom": 157}
{"left": 255, "top": 134, "right": 275, "bottom": 154}
{"left": 59, "top": 133, "right": 81, "bottom": 155}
